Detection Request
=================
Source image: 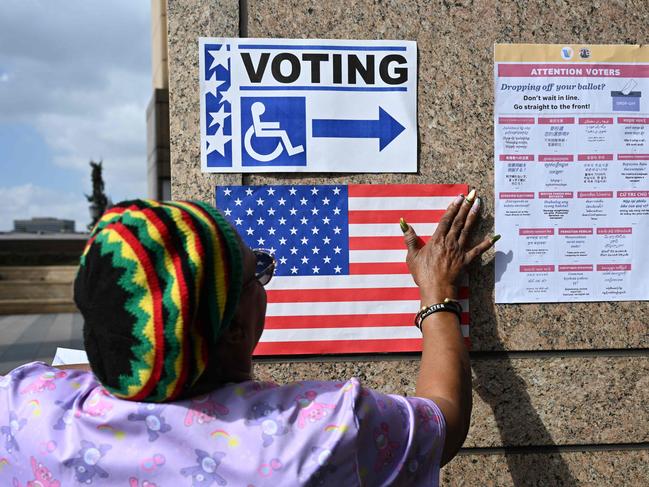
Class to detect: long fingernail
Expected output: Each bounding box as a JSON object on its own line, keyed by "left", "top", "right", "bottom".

{"left": 455, "top": 194, "right": 465, "bottom": 205}
{"left": 470, "top": 197, "right": 481, "bottom": 214}
{"left": 399, "top": 217, "right": 409, "bottom": 233}
{"left": 466, "top": 188, "right": 476, "bottom": 204}
{"left": 491, "top": 234, "right": 501, "bottom": 243}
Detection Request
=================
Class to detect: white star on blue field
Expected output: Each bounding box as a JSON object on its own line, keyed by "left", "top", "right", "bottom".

{"left": 217, "top": 185, "right": 350, "bottom": 276}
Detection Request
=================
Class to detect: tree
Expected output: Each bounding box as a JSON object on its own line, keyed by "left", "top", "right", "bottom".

{"left": 86, "top": 160, "right": 109, "bottom": 230}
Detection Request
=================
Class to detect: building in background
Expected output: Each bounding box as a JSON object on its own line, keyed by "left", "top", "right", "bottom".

{"left": 147, "top": 0, "right": 171, "bottom": 200}
{"left": 13, "top": 217, "right": 75, "bottom": 234}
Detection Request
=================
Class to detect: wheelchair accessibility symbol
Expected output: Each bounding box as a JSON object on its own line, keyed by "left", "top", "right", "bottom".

{"left": 241, "top": 97, "right": 307, "bottom": 166}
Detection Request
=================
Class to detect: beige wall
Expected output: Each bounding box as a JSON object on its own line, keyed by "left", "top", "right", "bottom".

{"left": 151, "top": 0, "right": 169, "bottom": 90}
{"left": 166, "top": 0, "right": 649, "bottom": 484}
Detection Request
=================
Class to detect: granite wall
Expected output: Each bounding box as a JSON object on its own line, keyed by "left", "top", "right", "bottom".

{"left": 167, "top": 0, "right": 649, "bottom": 484}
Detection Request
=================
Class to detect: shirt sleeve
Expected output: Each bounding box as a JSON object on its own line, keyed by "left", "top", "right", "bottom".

{"left": 354, "top": 384, "right": 446, "bottom": 487}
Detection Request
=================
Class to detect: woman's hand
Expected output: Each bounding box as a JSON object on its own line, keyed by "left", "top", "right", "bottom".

{"left": 406, "top": 189, "right": 499, "bottom": 466}
{"left": 401, "top": 190, "right": 498, "bottom": 303}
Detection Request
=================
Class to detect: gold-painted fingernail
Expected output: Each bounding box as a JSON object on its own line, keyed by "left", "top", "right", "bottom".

{"left": 466, "top": 188, "right": 477, "bottom": 204}
{"left": 399, "top": 217, "right": 409, "bottom": 233}
{"left": 491, "top": 234, "right": 501, "bottom": 243}
{"left": 470, "top": 197, "right": 481, "bottom": 214}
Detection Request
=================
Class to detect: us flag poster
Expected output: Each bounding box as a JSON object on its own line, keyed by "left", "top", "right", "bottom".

{"left": 216, "top": 184, "right": 469, "bottom": 355}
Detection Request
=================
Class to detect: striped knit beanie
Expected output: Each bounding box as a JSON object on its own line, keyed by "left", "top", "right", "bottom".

{"left": 74, "top": 199, "right": 243, "bottom": 402}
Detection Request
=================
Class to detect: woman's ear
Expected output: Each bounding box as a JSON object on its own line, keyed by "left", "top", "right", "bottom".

{"left": 221, "top": 320, "right": 247, "bottom": 344}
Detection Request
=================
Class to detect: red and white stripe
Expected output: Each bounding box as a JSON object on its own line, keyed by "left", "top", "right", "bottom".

{"left": 254, "top": 184, "right": 470, "bottom": 355}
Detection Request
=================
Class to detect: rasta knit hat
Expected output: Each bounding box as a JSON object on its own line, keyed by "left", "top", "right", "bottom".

{"left": 74, "top": 199, "right": 244, "bottom": 402}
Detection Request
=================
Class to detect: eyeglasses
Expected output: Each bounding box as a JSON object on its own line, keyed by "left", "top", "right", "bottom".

{"left": 253, "top": 248, "right": 276, "bottom": 286}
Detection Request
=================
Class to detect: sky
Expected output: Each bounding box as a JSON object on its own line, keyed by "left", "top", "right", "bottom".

{"left": 0, "top": 0, "right": 151, "bottom": 231}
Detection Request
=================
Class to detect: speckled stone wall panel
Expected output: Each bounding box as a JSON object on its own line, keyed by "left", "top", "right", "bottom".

{"left": 253, "top": 355, "right": 649, "bottom": 447}
{"left": 168, "top": 0, "right": 242, "bottom": 202}
{"left": 441, "top": 449, "right": 649, "bottom": 487}
{"left": 242, "top": 0, "right": 649, "bottom": 351}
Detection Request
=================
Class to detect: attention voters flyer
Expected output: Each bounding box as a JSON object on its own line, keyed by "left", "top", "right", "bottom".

{"left": 494, "top": 44, "right": 649, "bottom": 303}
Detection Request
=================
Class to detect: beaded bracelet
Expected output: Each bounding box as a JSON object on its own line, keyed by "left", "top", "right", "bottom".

{"left": 414, "top": 298, "right": 463, "bottom": 331}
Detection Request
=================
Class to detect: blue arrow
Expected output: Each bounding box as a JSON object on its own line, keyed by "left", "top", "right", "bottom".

{"left": 312, "top": 107, "right": 405, "bottom": 151}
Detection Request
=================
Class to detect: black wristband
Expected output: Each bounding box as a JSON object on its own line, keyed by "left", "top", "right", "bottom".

{"left": 414, "top": 299, "right": 463, "bottom": 331}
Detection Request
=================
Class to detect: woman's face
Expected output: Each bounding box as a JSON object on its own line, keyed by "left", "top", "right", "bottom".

{"left": 184, "top": 237, "right": 268, "bottom": 395}
{"left": 236, "top": 240, "right": 268, "bottom": 346}
{"left": 208, "top": 238, "right": 268, "bottom": 384}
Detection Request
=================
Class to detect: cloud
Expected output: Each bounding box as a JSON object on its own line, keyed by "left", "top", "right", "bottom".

{"left": 0, "top": 184, "right": 90, "bottom": 231}
{"left": 0, "top": 0, "right": 152, "bottom": 209}
{"left": 0, "top": 0, "right": 151, "bottom": 121}
{"left": 0, "top": 1, "right": 150, "bottom": 69}
{"left": 37, "top": 81, "right": 149, "bottom": 200}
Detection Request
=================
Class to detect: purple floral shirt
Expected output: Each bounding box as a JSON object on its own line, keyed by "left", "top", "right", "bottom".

{"left": 0, "top": 362, "right": 445, "bottom": 486}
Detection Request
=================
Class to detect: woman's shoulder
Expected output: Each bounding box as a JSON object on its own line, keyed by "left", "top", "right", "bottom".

{"left": 221, "top": 377, "right": 364, "bottom": 405}
{"left": 1, "top": 361, "right": 97, "bottom": 393}
{"left": 208, "top": 377, "right": 363, "bottom": 409}
{"left": 196, "top": 378, "right": 365, "bottom": 435}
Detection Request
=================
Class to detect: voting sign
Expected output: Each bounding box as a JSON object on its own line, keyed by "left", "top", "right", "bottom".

{"left": 199, "top": 38, "right": 417, "bottom": 173}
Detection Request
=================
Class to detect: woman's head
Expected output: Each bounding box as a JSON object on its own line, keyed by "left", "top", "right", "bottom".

{"left": 74, "top": 199, "right": 268, "bottom": 402}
